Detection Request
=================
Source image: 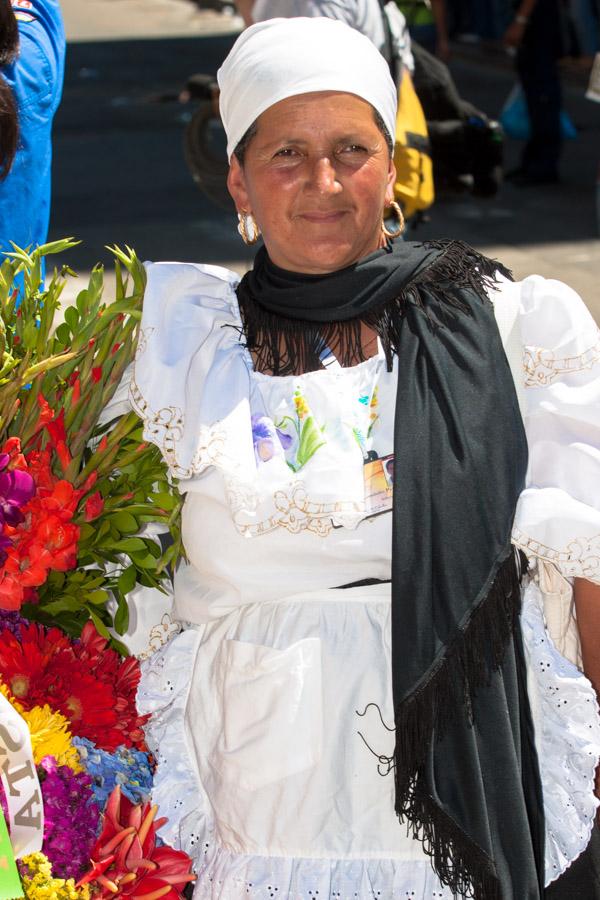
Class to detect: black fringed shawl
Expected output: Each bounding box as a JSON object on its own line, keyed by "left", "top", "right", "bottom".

{"left": 236, "top": 240, "right": 545, "bottom": 899}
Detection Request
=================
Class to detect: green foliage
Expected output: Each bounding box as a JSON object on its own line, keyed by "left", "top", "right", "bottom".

{"left": 0, "top": 240, "right": 182, "bottom": 652}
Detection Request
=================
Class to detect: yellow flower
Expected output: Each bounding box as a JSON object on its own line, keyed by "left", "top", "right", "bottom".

{"left": 370, "top": 387, "right": 379, "bottom": 410}
{"left": 20, "top": 705, "right": 82, "bottom": 772}
{"left": 0, "top": 678, "right": 23, "bottom": 711}
{"left": 20, "top": 853, "right": 90, "bottom": 900}
{"left": 294, "top": 391, "right": 309, "bottom": 420}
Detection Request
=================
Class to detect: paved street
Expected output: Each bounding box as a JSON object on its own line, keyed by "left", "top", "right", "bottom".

{"left": 51, "top": 0, "right": 599, "bottom": 321}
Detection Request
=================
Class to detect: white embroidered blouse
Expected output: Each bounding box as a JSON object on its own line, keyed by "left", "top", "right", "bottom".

{"left": 125, "top": 262, "right": 600, "bottom": 899}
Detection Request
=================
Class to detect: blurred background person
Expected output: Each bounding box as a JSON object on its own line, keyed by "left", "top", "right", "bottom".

{"left": 0, "top": 0, "right": 18, "bottom": 181}
{"left": 504, "top": 0, "right": 571, "bottom": 185}
{"left": 395, "top": 0, "right": 450, "bottom": 59}
{"left": 0, "top": 0, "right": 66, "bottom": 262}
{"left": 245, "top": 0, "right": 415, "bottom": 82}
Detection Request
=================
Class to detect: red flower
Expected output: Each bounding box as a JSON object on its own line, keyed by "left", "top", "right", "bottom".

{"left": 0, "top": 567, "right": 24, "bottom": 609}
{"left": 82, "top": 471, "right": 98, "bottom": 493}
{"left": 1, "top": 437, "right": 27, "bottom": 471}
{"left": 77, "top": 787, "right": 195, "bottom": 898}
{"left": 84, "top": 491, "right": 104, "bottom": 522}
{"left": 45, "top": 409, "right": 72, "bottom": 470}
{"left": 0, "top": 621, "right": 149, "bottom": 751}
{"left": 36, "top": 394, "right": 56, "bottom": 430}
{"left": 71, "top": 377, "right": 81, "bottom": 405}
{"left": 91, "top": 367, "right": 103, "bottom": 383}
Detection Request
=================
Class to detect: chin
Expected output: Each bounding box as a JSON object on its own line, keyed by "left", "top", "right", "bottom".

{"left": 292, "top": 241, "right": 364, "bottom": 274}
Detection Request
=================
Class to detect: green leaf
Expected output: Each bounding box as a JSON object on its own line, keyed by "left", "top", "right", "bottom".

{"left": 111, "top": 511, "right": 139, "bottom": 534}
{"left": 88, "top": 610, "right": 111, "bottom": 639}
{"left": 111, "top": 537, "right": 146, "bottom": 553}
{"left": 114, "top": 591, "right": 130, "bottom": 635}
{"left": 38, "top": 597, "right": 83, "bottom": 615}
{"left": 151, "top": 491, "right": 177, "bottom": 512}
{"left": 110, "top": 637, "right": 131, "bottom": 657}
{"left": 117, "top": 565, "right": 137, "bottom": 596}
{"left": 86, "top": 589, "right": 109, "bottom": 606}
{"left": 296, "top": 416, "right": 326, "bottom": 468}
{"left": 64, "top": 306, "right": 79, "bottom": 331}
{"left": 55, "top": 323, "right": 71, "bottom": 346}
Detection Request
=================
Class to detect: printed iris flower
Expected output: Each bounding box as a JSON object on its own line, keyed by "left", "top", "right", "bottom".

{"left": 251, "top": 414, "right": 292, "bottom": 464}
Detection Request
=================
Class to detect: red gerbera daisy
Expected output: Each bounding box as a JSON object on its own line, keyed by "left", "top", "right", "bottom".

{"left": 0, "top": 621, "right": 148, "bottom": 751}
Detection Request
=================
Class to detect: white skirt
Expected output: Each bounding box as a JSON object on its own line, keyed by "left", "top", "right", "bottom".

{"left": 138, "top": 581, "right": 600, "bottom": 899}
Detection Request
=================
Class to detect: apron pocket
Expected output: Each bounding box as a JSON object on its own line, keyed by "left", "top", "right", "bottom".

{"left": 211, "top": 636, "right": 322, "bottom": 791}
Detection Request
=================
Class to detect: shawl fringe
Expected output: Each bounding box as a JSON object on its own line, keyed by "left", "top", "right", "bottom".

{"left": 394, "top": 548, "right": 529, "bottom": 899}
{"left": 236, "top": 240, "right": 512, "bottom": 375}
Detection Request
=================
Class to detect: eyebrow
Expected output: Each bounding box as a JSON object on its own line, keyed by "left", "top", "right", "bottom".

{"left": 259, "top": 134, "right": 376, "bottom": 151}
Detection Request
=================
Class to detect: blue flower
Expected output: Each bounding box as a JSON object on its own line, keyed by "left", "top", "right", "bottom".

{"left": 73, "top": 737, "right": 154, "bottom": 809}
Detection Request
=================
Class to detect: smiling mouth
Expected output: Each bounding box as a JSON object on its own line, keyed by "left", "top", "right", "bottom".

{"left": 298, "top": 211, "right": 348, "bottom": 223}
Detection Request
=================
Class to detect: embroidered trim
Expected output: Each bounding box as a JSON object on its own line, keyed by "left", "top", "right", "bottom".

{"left": 234, "top": 483, "right": 364, "bottom": 538}
{"left": 512, "top": 527, "right": 600, "bottom": 582}
{"left": 130, "top": 378, "right": 186, "bottom": 474}
{"left": 136, "top": 327, "right": 156, "bottom": 359}
{"left": 138, "top": 613, "right": 182, "bottom": 661}
{"left": 523, "top": 332, "right": 600, "bottom": 387}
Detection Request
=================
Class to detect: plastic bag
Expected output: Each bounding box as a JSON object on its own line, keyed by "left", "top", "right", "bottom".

{"left": 500, "top": 84, "right": 577, "bottom": 140}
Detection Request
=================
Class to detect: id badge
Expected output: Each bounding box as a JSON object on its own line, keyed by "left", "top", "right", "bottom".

{"left": 363, "top": 453, "right": 394, "bottom": 519}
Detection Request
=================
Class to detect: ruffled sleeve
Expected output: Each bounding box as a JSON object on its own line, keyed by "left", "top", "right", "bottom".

{"left": 129, "top": 261, "right": 256, "bottom": 489}
{"left": 508, "top": 275, "right": 600, "bottom": 585}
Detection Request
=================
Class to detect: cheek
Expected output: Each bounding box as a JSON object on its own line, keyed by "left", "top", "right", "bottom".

{"left": 248, "top": 173, "right": 302, "bottom": 228}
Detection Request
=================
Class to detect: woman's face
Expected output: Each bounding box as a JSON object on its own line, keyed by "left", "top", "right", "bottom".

{"left": 227, "top": 91, "right": 396, "bottom": 275}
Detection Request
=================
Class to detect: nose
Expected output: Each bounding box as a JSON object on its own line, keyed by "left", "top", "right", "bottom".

{"left": 310, "top": 156, "right": 342, "bottom": 196}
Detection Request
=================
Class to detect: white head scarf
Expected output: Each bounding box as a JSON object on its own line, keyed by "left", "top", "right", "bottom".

{"left": 218, "top": 17, "right": 397, "bottom": 160}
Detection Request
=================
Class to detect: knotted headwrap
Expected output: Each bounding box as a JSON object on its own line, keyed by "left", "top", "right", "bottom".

{"left": 237, "top": 240, "right": 545, "bottom": 899}
{"left": 217, "top": 17, "right": 397, "bottom": 160}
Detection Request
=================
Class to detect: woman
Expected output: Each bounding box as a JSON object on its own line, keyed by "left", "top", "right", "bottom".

{"left": 131, "top": 17, "right": 600, "bottom": 899}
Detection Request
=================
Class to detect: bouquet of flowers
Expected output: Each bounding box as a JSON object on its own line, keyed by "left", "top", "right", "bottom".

{"left": 0, "top": 612, "right": 195, "bottom": 898}
{"left": 0, "top": 239, "right": 182, "bottom": 644}
{"left": 0, "top": 242, "right": 193, "bottom": 898}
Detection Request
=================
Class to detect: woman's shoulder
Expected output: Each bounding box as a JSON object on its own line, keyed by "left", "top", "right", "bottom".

{"left": 489, "top": 271, "right": 598, "bottom": 356}
{"left": 140, "top": 260, "right": 242, "bottom": 343}
{"left": 144, "top": 260, "right": 240, "bottom": 309}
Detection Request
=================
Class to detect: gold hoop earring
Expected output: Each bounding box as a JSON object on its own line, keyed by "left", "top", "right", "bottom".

{"left": 237, "top": 211, "right": 261, "bottom": 245}
{"left": 381, "top": 200, "right": 405, "bottom": 239}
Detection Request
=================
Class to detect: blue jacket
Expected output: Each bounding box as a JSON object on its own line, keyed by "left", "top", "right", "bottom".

{"left": 0, "top": 0, "right": 65, "bottom": 257}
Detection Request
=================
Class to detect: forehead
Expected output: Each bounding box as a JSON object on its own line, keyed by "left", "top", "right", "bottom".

{"left": 255, "top": 91, "right": 378, "bottom": 139}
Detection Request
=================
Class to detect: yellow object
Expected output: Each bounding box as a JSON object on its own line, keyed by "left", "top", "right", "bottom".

{"left": 0, "top": 680, "right": 81, "bottom": 773}
{"left": 19, "top": 706, "right": 82, "bottom": 773}
{"left": 393, "top": 72, "right": 435, "bottom": 220}
{"left": 19, "top": 854, "right": 90, "bottom": 900}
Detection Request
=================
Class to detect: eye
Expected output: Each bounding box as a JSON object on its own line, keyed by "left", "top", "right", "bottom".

{"left": 340, "top": 144, "right": 368, "bottom": 155}
{"left": 273, "top": 147, "right": 300, "bottom": 159}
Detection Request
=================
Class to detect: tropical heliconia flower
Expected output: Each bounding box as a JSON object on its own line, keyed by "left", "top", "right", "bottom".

{"left": 77, "top": 786, "right": 196, "bottom": 899}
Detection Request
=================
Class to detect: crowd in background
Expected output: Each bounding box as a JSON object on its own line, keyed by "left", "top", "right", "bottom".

{"left": 445, "top": 0, "right": 599, "bottom": 54}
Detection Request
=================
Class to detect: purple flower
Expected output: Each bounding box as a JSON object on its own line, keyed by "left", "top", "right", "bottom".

{"left": 0, "top": 609, "right": 29, "bottom": 640}
{"left": 251, "top": 414, "right": 276, "bottom": 463}
{"left": 251, "top": 414, "right": 294, "bottom": 464}
{"left": 37, "top": 756, "right": 100, "bottom": 879}
{"left": 0, "top": 455, "right": 35, "bottom": 528}
{"left": 276, "top": 428, "right": 293, "bottom": 450}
